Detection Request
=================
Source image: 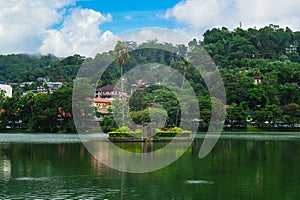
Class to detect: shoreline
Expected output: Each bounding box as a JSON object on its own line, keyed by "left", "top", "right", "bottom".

{"left": 1, "top": 127, "right": 300, "bottom": 134}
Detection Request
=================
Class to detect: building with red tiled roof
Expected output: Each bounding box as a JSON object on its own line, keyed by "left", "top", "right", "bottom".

{"left": 94, "top": 84, "right": 127, "bottom": 100}
{"left": 92, "top": 98, "right": 112, "bottom": 114}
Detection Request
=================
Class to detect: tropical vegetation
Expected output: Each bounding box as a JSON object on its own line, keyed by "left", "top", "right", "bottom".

{"left": 1, "top": 24, "right": 300, "bottom": 132}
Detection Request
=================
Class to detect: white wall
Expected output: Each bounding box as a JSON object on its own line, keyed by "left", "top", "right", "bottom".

{"left": 0, "top": 84, "right": 13, "bottom": 98}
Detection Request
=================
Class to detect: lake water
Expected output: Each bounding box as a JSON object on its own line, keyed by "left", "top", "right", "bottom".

{"left": 1, "top": 132, "right": 300, "bottom": 199}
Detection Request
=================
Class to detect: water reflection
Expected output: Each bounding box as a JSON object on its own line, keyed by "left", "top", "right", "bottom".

{"left": 0, "top": 135, "right": 299, "bottom": 199}
{"left": 0, "top": 159, "right": 11, "bottom": 181}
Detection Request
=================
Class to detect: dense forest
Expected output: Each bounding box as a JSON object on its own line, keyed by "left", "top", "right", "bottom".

{"left": 1, "top": 24, "right": 300, "bottom": 132}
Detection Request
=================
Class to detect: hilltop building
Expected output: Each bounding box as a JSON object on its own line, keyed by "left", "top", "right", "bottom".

{"left": 254, "top": 76, "right": 262, "bottom": 85}
{"left": 286, "top": 45, "right": 297, "bottom": 54}
{"left": 46, "top": 82, "right": 63, "bottom": 93}
{"left": 94, "top": 85, "right": 127, "bottom": 100}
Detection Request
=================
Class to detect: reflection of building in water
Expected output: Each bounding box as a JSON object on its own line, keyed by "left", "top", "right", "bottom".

{"left": 90, "top": 142, "right": 110, "bottom": 174}
{"left": 0, "top": 159, "right": 11, "bottom": 181}
{"left": 90, "top": 156, "right": 110, "bottom": 174}
{"left": 58, "top": 144, "right": 67, "bottom": 158}
{"left": 142, "top": 142, "right": 155, "bottom": 153}
{"left": 256, "top": 165, "right": 264, "bottom": 194}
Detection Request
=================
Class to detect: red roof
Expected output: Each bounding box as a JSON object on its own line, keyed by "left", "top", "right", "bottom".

{"left": 93, "top": 98, "right": 112, "bottom": 103}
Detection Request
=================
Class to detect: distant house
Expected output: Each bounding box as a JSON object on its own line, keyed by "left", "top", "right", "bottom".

{"left": 254, "top": 76, "right": 262, "bottom": 85}
{"left": 0, "top": 83, "right": 12, "bottom": 98}
{"left": 20, "top": 82, "right": 34, "bottom": 87}
{"left": 93, "top": 98, "right": 112, "bottom": 115}
{"left": 286, "top": 45, "right": 297, "bottom": 54}
{"left": 45, "top": 82, "right": 63, "bottom": 93}
{"left": 94, "top": 85, "right": 127, "bottom": 100}
{"left": 292, "top": 82, "right": 298, "bottom": 87}
{"left": 37, "top": 86, "right": 47, "bottom": 93}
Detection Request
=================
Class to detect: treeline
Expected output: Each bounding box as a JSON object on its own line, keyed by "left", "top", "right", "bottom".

{"left": 204, "top": 24, "right": 300, "bottom": 67}
{"left": 0, "top": 85, "right": 74, "bottom": 132}
{"left": 0, "top": 54, "right": 84, "bottom": 83}
{"left": 203, "top": 25, "right": 300, "bottom": 128}
{"left": 1, "top": 24, "right": 300, "bottom": 132}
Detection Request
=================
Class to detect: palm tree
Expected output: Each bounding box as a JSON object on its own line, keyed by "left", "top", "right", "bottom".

{"left": 180, "top": 58, "right": 191, "bottom": 88}
{"left": 175, "top": 58, "right": 191, "bottom": 126}
{"left": 114, "top": 41, "right": 130, "bottom": 125}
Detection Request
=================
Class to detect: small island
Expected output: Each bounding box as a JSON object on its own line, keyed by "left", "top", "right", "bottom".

{"left": 107, "top": 125, "right": 192, "bottom": 142}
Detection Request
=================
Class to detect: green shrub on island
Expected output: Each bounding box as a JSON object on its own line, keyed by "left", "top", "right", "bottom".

{"left": 117, "top": 126, "right": 131, "bottom": 132}
{"left": 108, "top": 126, "right": 141, "bottom": 138}
{"left": 108, "top": 132, "right": 139, "bottom": 138}
{"left": 108, "top": 126, "right": 191, "bottom": 138}
{"left": 156, "top": 127, "right": 192, "bottom": 138}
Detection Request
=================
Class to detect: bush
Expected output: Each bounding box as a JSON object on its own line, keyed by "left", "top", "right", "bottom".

{"left": 116, "top": 126, "right": 131, "bottom": 132}
{"left": 170, "top": 127, "right": 183, "bottom": 132}
{"left": 108, "top": 131, "right": 141, "bottom": 138}
{"left": 134, "top": 128, "right": 142, "bottom": 134}
{"left": 156, "top": 131, "right": 191, "bottom": 137}
{"left": 108, "top": 126, "right": 191, "bottom": 138}
{"left": 156, "top": 127, "right": 191, "bottom": 137}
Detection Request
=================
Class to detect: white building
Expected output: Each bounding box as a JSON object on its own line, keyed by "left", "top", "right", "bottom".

{"left": 286, "top": 45, "right": 298, "bottom": 54}
{"left": 45, "top": 82, "right": 63, "bottom": 93}
{"left": 94, "top": 85, "right": 127, "bottom": 100}
{"left": 0, "top": 84, "right": 13, "bottom": 98}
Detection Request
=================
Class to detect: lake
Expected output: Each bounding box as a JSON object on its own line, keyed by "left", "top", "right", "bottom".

{"left": 1, "top": 132, "right": 300, "bottom": 199}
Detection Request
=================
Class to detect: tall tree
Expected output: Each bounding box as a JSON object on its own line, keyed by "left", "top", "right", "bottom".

{"left": 114, "top": 41, "right": 130, "bottom": 125}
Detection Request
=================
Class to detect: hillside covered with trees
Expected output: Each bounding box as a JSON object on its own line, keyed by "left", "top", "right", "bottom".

{"left": 1, "top": 24, "right": 300, "bottom": 132}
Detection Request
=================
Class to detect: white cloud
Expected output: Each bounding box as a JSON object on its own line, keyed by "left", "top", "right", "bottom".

{"left": 40, "top": 8, "right": 113, "bottom": 57}
{"left": 125, "top": 15, "right": 132, "bottom": 20}
{"left": 0, "top": 0, "right": 75, "bottom": 54}
{"left": 0, "top": 0, "right": 114, "bottom": 56}
{"left": 88, "top": 28, "right": 192, "bottom": 58}
{"left": 166, "top": 0, "right": 300, "bottom": 34}
{"left": 121, "top": 28, "right": 191, "bottom": 45}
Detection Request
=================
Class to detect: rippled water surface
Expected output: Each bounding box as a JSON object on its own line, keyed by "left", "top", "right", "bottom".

{"left": 1, "top": 132, "right": 300, "bottom": 199}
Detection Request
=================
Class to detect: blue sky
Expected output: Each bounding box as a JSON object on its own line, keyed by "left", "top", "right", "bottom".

{"left": 75, "top": 0, "right": 181, "bottom": 33}
{"left": 1, "top": 0, "right": 300, "bottom": 56}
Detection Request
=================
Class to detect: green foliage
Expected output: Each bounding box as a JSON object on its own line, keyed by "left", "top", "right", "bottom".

{"left": 100, "top": 115, "right": 118, "bottom": 132}
{"left": 130, "top": 107, "right": 167, "bottom": 128}
{"left": 116, "top": 125, "right": 131, "bottom": 133}
{"left": 134, "top": 128, "right": 142, "bottom": 134}
{"left": 108, "top": 126, "right": 191, "bottom": 138}
{"left": 282, "top": 103, "right": 300, "bottom": 127}
{"left": 0, "top": 84, "right": 74, "bottom": 132}
{"left": 0, "top": 54, "right": 83, "bottom": 83}
{"left": 0, "top": 89, "right": 6, "bottom": 109}
{"left": 108, "top": 126, "right": 140, "bottom": 138}
{"left": 155, "top": 131, "right": 191, "bottom": 138}
{"left": 2, "top": 25, "right": 300, "bottom": 131}
{"left": 156, "top": 127, "right": 191, "bottom": 137}
{"left": 226, "top": 104, "right": 247, "bottom": 128}
{"left": 108, "top": 132, "right": 138, "bottom": 138}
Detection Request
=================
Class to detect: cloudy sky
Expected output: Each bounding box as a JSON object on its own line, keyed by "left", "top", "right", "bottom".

{"left": 1, "top": 0, "right": 300, "bottom": 57}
